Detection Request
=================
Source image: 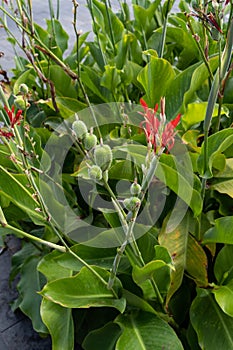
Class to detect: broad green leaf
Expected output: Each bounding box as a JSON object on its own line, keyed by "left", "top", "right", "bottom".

{"left": 108, "top": 160, "right": 135, "bottom": 181}
{"left": 46, "top": 19, "right": 69, "bottom": 54}
{"left": 165, "top": 26, "right": 199, "bottom": 69}
{"left": 203, "top": 216, "right": 233, "bottom": 245}
{"left": 214, "top": 158, "right": 233, "bottom": 178}
{"left": 214, "top": 245, "right": 233, "bottom": 285}
{"left": 190, "top": 289, "right": 233, "bottom": 349}
{"left": 17, "top": 255, "right": 48, "bottom": 334}
{"left": 133, "top": 260, "right": 171, "bottom": 298}
{"left": 91, "top": 0, "right": 124, "bottom": 43}
{"left": 101, "top": 65, "right": 121, "bottom": 92}
{"left": 40, "top": 266, "right": 126, "bottom": 312}
{"left": 197, "top": 128, "right": 233, "bottom": 178}
{"left": 82, "top": 322, "right": 122, "bottom": 350}
{"left": 137, "top": 57, "right": 175, "bottom": 107}
{"left": 122, "top": 289, "right": 157, "bottom": 315}
{"left": 159, "top": 211, "right": 208, "bottom": 305}
{"left": 213, "top": 280, "right": 233, "bottom": 317}
{"left": 38, "top": 250, "right": 73, "bottom": 282}
{"left": 44, "top": 65, "right": 77, "bottom": 98}
{"left": 183, "top": 55, "right": 219, "bottom": 107}
{"left": 0, "top": 167, "right": 45, "bottom": 225}
{"left": 40, "top": 245, "right": 129, "bottom": 273}
{"left": 133, "top": 260, "right": 169, "bottom": 284}
{"left": 45, "top": 96, "right": 86, "bottom": 118}
{"left": 211, "top": 179, "right": 233, "bottom": 198}
{"left": 81, "top": 66, "right": 112, "bottom": 102}
{"left": 115, "top": 311, "right": 183, "bottom": 350}
{"left": 133, "top": 0, "right": 160, "bottom": 29}
{"left": 41, "top": 298, "right": 74, "bottom": 350}
{"left": 155, "top": 158, "right": 203, "bottom": 216}
{"left": 182, "top": 102, "right": 227, "bottom": 130}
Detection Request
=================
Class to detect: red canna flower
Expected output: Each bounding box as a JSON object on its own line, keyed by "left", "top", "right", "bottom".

{"left": 0, "top": 106, "right": 23, "bottom": 141}
{"left": 0, "top": 130, "right": 14, "bottom": 139}
{"left": 4, "top": 105, "right": 23, "bottom": 128}
{"left": 139, "top": 98, "right": 181, "bottom": 153}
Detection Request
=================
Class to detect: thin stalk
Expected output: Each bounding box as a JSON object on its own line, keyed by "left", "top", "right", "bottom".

{"left": 56, "top": 0, "right": 60, "bottom": 19}
{"left": 202, "top": 16, "right": 233, "bottom": 192}
{"left": 103, "top": 0, "right": 116, "bottom": 54}
{"left": 158, "top": 0, "right": 171, "bottom": 58}
{"left": 72, "top": 0, "right": 81, "bottom": 80}
{"left": 108, "top": 152, "right": 164, "bottom": 307}
{"left": 86, "top": 0, "right": 107, "bottom": 67}
{"left": 186, "top": 15, "right": 214, "bottom": 81}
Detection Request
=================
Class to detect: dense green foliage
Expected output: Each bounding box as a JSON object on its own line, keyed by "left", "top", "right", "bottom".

{"left": 1, "top": 0, "right": 233, "bottom": 349}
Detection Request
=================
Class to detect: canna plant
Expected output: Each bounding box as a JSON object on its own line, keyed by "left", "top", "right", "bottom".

{"left": 0, "top": 0, "right": 233, "bottom": 349}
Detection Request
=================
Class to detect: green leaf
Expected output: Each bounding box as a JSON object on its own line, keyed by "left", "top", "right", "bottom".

{"left": 213, "top": 280, "right": 233, "bottom": 317}
{"left": 38, "top": 250, "right": 73, "bottom": 282}
{"left": 203, "top": 216, "right": 233, "bottom": 245}
{"left": 47, "top": 19, "right": 69, "bottom": 54}
{"left": 45, "top": 96, "right": 86, "bottom": 118}
{"left": 40, "top": 245, "right": 129, "bottom": 273}
{"left": 82, "top": 322, "right": 122, "bottom": 350}
{"left": 0, "top": 167, "right": 45, "bottom": 225}
{"left": 211, "top": 179, "right": 233, "bottom": 198}
{"left": 155, "top": 155, "right": 203, "bottom": 216}
{"left": 190, "top": 289, "right": 233, "bottom": 349}
{"left": 133, "top": 260, "right": 169, "bottom": 285}
{"left": 101, "top": 65, "right": 121, "bottom": 92}
{"left": 41, "top": 298, "right": 74, "bottom": 350}
{"left": 17, "top": 255, "right": 48, "bottom": 334}
{"left": 115, "top": 311, "right": 184, "bottom": 350}
{"left": 214, "top": 245, "right": 233, "bottom": 285}
{"left": 137, "top": 57, "right": 175, "bottom": 107}
{"left": 159, "top": 211, "right": 208, "bottom": 304}
{"left": 182, "top": 102, "right": 227, "bottom": 130}
{"left": 197, "top": 128, "right": 233, "bottom": 178}
{"left": 165, "top": 26, "right": 199, "bottom": 69}
{"left": 183, "top": 55, "right": 219, "bottom": 107}
{"left": 44, "top": 65, "right": 77, "bottom": 98}
{"left": 122, "top": 289, "right": 157, "bottom": 315}
{"left": 40, "top": 266, "right": 126, "bottom": 312}
{"left": 81, "top": 66, "right": 112, "bottom": 102}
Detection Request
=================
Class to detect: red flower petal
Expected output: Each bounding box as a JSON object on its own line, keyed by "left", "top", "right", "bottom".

{"left": 170, "top": 113, "right": 181, "bottom": 128}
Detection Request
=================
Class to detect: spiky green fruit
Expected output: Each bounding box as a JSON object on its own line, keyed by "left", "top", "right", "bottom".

{"left": 130, "top": 182, "right": 141, "bottom": 196}
{"left": 83, "top": 133, "right": 97, "bottom": 150}
{"left": 88, "top": 165, "right": 102, "bottom": 181}
{"left": 19, "top": 83, "right": 29, "bottom": 94}
{"left": 72, "top": 120, "right": 88, "bottom": 140}
{"left": 123, "top": 197, "right": 141, "bottom": 211}
{"left": 94, "top": 144, "right": 112, "bottom": 171}
{"left": 14, "top": 96, "right": 25, "bottom": 110}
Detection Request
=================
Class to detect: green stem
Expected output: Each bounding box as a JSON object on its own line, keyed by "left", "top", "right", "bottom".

{"left": 158, "top": 0, "right": 171, "bottom": 58}
{"left": 202, "top": 16, "right": 233, "bottom": 184}
{"left": 186, "top": 15, "right": 214, "bottom": 81}
{"left": 0, "top": 206, "right": 66, "bottom": 252}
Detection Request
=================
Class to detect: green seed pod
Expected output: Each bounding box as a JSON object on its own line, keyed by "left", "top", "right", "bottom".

{"left": 14, "top": 96, "right": 25, "bottom": 110}
{"left": 88, "top": 165, "right": 102, "bottom": 181}
{"left": 130, "top": 182, "right": 141, "bottom": 196}
{"left": 72, "top": 120, "right": 88, "bottom": 140}
{"left": 94, "top": 144, "right": 112, "bottom": 171}
{"left": 123, "top": 196, "right": 141, "bottom": 211}
{"left": 83, "top": 133, "right": 97, "bottom": 150}
{"left": 19, "top": 83, "right": 29, "bottom": 94}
